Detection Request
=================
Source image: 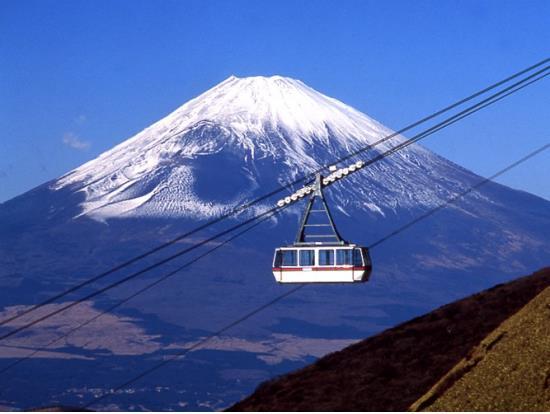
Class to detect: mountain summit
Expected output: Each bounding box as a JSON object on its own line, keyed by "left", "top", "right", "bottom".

{"left": 158, "top": 75, "right": 392, "bottom": 143}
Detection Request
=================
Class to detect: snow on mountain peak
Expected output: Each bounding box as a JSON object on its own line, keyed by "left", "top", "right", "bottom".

{"left": 54, "top": 75, "right": 465, "bottom": 221}
{"left": 159, "top": 74, "right": 393, "bottom": 149}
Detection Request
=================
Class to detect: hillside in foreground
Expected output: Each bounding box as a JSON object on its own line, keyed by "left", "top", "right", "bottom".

{"left": 229, "top": 267, "right": 550, "bottom": 411}
{"left": 411, "top": 284, "right": 549, "bottom": 411}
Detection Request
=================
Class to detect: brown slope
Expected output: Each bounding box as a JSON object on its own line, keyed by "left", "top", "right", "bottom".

{"left": 229, "top": 267, "right": 550, "bottom": 412}
{"left": 411, "top": 286, "right": 550, "bottom": 411}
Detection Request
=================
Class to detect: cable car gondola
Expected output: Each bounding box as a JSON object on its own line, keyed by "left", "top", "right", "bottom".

{"left": 272, "top": 167, "right": 372, "bottom": 283}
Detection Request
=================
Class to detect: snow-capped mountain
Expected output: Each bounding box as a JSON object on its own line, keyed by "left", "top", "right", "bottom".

{"left": 54, "top": 75, "right": 474, "bottom": 221}
{"left": 0, "top": 75, "right": 549, "bottom": 411}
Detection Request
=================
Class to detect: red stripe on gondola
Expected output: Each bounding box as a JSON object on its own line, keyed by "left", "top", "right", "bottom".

{"left": 272, "top": 266, "right": 370, "bottom": 272}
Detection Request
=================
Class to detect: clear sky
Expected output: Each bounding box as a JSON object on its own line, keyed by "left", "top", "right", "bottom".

{"left": 1, "top": 0, "right": 548, "bottom": 203}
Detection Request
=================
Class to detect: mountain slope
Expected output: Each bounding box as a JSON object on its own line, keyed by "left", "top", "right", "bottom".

{"left": 52, "top": 75, "right": 487, "bottom": 221}
{"left": 411, "top": 284, "right": 550, "bottom": 411}
{"left": 229, "top": 267, "right": 550, "bottom": 411}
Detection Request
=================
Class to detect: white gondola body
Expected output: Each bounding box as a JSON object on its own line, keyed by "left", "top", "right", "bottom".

{"left": 272, "top": 244, "right": 372, "bottom": 283}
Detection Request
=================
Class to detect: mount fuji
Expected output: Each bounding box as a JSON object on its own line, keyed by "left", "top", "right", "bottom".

{"left": 54, "top": 75, "right": 461, "bottom": 221}
{"left": 0, "top": 75, "right": 548, "bottom": 411}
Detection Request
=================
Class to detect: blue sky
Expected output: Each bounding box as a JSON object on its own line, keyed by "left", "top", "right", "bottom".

{"left": 1, "top": 0, "right": 548, "bottom": 202}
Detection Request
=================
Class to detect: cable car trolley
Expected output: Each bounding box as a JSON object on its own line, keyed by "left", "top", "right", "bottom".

{"left": 272, "top": 163, "right": 372, "bottom": 283}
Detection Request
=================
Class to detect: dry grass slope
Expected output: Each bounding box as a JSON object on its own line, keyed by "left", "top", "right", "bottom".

{"left": 229, "top": 267, "right": 550, "bottom": 411}
{"left": 411, "top": 286, "right": 550, "bottom": 411}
